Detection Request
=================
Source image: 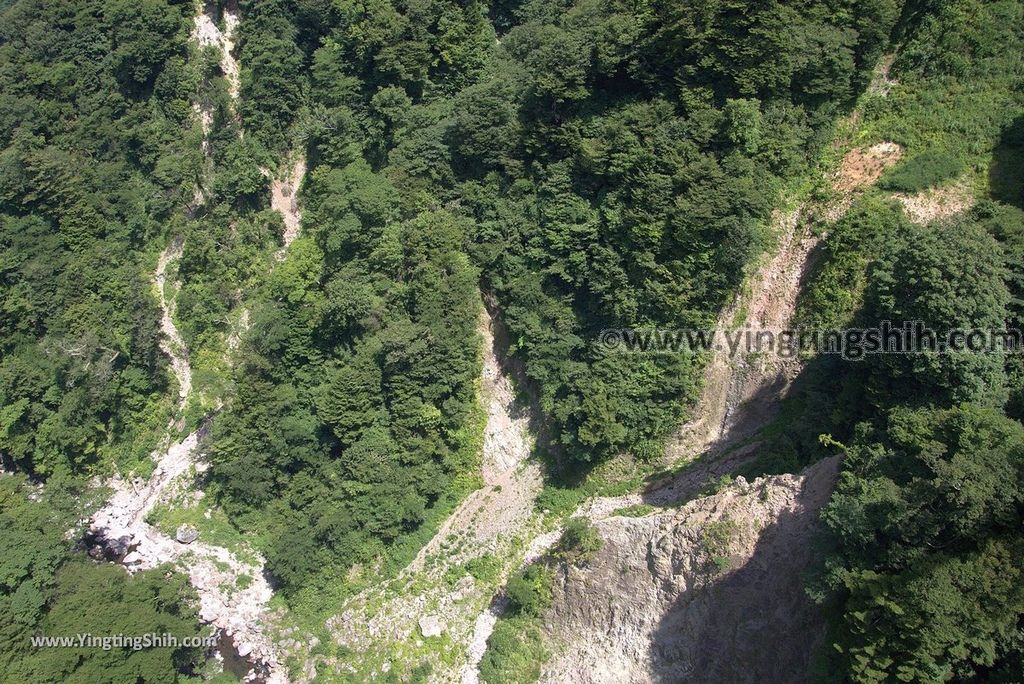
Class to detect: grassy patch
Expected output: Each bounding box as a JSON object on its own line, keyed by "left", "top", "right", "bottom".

{"left": 551, "top": 518, "right": 603, "bottom": 566}
{"left": 148, "top": 493, "right": 261, "bottom": 566}
{"left": 611, "top": 503, "right": 658, "bottom": 518}
{"left": 878, "top": 150, "right": 963, "bottom": 192}
{"left": 701, "top": 519, "right": 738, "bottom": 574}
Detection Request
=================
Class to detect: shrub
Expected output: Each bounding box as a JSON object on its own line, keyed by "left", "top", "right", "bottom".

{"left": 878, "top": 150, "right": 963, "bottom": 192}
{"left": 478, "top": 616, "right": 546, "bottom": 684}
{"left": 553, "top": 517, "right": 603, "bottom": 565}
{"left": 505, "top": 565, "right": 553, "bottom": 616}
{"left": 465, "top": 554, "right": 502, "bottom": 583}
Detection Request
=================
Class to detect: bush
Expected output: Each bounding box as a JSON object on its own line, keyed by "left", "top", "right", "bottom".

{"left": 878, "top": 150, "right": 963, "bottom": 192}
{"left": 465, "top": 554, "right": 502, "bottom": 583}
{"left": 478, "top": 615, "right": 546, "bottom": 684}
{"left": 553, "top": 517, "right": 603, "bottom": 565}
{"left": 505, "top": 564, "right": 553, "bottom": 616}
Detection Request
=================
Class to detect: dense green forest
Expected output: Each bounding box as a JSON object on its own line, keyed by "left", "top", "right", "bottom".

{"left": 1, "top": 0, "right": 1023, "bottom": 681}
{"left": 0, "top": 0, "right": 198, "bottom": 478}
{"left": 753, "top": 0, "right": 1024, "bottom": 679}
{"left": 207, "top": 0, "right": 908, "bottom": 599}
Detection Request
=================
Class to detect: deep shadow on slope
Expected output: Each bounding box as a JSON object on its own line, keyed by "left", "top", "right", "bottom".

{"left": 649, "top": 460, "right": 838, "bottom": 683}
{"left": 989, "top": 115, "right": 1024, "bottom": 209}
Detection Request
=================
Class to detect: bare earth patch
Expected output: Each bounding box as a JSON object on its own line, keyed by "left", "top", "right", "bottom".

{"left": 191, "top": 1, "right": 241, "bottom": 154}
{"left": 154, "top": 237, "right": 192, "bottom": 412}
{"left": 834, "top": 141, "right": 904, "bottom": 192}
{"left": 410, "top": 309, "right": 541, "bottom": 574}
{"left": 272, "top": 157, "right": 307, "bottom": 256}
{"left": 893, "top": 175, "right": 976, "bottom": 224}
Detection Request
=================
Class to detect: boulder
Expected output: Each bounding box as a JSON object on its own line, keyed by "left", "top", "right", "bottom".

{"left": 176, "top": 524, "right": 199, "bottom": 544}
{"left": 418, "top": 614, "right": 444, "bottom": 638}
{"left": 123, "top": 551, "right": 144, "bottom": 565}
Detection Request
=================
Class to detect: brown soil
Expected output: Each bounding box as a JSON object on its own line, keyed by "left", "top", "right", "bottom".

{"left": 834, "top": 141, "right": 904, "bottom": 193}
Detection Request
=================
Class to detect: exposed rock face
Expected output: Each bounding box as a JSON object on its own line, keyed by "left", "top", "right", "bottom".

{"left": 419, "top": 615, "right": 445, "bottom": 638}
{"left": 538, "top": 457, "right": 839, "bottom": 684}
{"left": 176, "top": 524, "right": 199, "bottom": 544}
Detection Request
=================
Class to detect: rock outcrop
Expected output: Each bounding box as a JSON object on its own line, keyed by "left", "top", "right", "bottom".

{"left": 538, "top": 457, "right": 839, "bottom": 684}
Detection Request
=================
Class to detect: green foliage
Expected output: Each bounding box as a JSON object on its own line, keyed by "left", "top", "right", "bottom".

{"left": 553, "top": 517, "right": 602, "bottom": 565}
{"left": 701, "top": 518, "right": 737, "bottom": 573}
{"left": 877, "top": 150, "right": 964, "bottom": 192}
{"left": 860, "top": 0, "right": 1024, "bottom": 166}
{"left": 464, "top": 554, "right": 502, "bottom": 584}
{"left": 610, "top": 503, "right": 657, "bottom": 518}
{"left": 480, "top": 563, "right": 553, "bottom": 683}
{"left": 196, "top": 0, "right": 909, "bottom": 605}
{"left": 776, "top": 8, "right": 1024, "bottom": 679}
{"left": 211, "top": 204, "right": 483, "bottom": 593}
{"left": 534, "top": 484, "right": 588, "bottom": 518}
{"left": 477, "top": 613, "right": 546, "bottom": 684}
{"left": 864, "top": 217, "right": 1009, "bottom": 408}
{"left": 0, "top": 0, "right": 199, "bottom": 478}
{"left": 795, "top": 196, "right": 910, "bottom": 330}
{"left": 0, "top": 475, "right": 205, "bottom": 682}
{"left": 451, "top": 0, "right": 899, "bottom": 462}
{"left": 976, "top": 199, "right": 1024, "bottom": 419}
{"left": 505, "top": 564, "right": 553, "bottom": 617}
{"left": 819, "top": 405, "right": 1024, "bottom": 682}
{"left": 238, "top": 1, "right": 306, "bottom": 153}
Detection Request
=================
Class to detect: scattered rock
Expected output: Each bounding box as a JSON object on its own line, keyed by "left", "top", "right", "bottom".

{"left": 418, "top": 615, "right": 444, "bottom": 638}
{"left": 451, "top": 575, "right": 475, "bottom": 602}
{"left": 892, "top": 175, "right": 975, "bottom": 224}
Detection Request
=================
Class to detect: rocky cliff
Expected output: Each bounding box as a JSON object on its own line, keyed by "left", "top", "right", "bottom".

{"left": 539, "top": 456, "right": 839, "bottom": 683}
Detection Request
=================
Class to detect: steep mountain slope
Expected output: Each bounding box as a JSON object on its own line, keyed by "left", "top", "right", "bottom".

{"left": 3, "top": 0, "right": 1022, "bottom": 682}
{"left": 540, "top": 457, "right": 839, "bottom": 683}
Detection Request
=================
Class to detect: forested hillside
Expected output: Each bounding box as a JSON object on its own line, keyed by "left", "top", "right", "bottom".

{"left": 0, "top": 3, "right": 215, "bottom": 680}
{"left": 0, "top": 0, "right": 198, "bottom": 478}
{"left": 1, "top": 0, "right": 1022, "bottom": 681}
{"left": 205, "top": 0, "right": 907, "bottom": 600}
{"left": 753, "top": 0, "right": 1024, "bottom": 678}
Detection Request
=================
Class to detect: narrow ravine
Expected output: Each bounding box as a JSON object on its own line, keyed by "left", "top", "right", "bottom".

{"left": 90, "top": 231, "right": 284, "bottom": 677}
{"left": 579, "top": 145, "right": 905, "bottom": 521}
{"left": 193, "top": 0, "right": 241, "bottom": 122}
{"left": 325, "top": 162, "right": 849, "bottom": 682}
{"left": 324, "top": 306, "right": 545, "bottom": 681}
{"left": 89, "top": 251, "right": 284, "bottom": 678}
{"left": 458, "top": 63, "right": 906, "bottom": 682}
{"left": 155, "top": 236, "right": 192, "bottom": 414}
{"left": 88, "top": 3, "right": 306, "bottom": 681}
